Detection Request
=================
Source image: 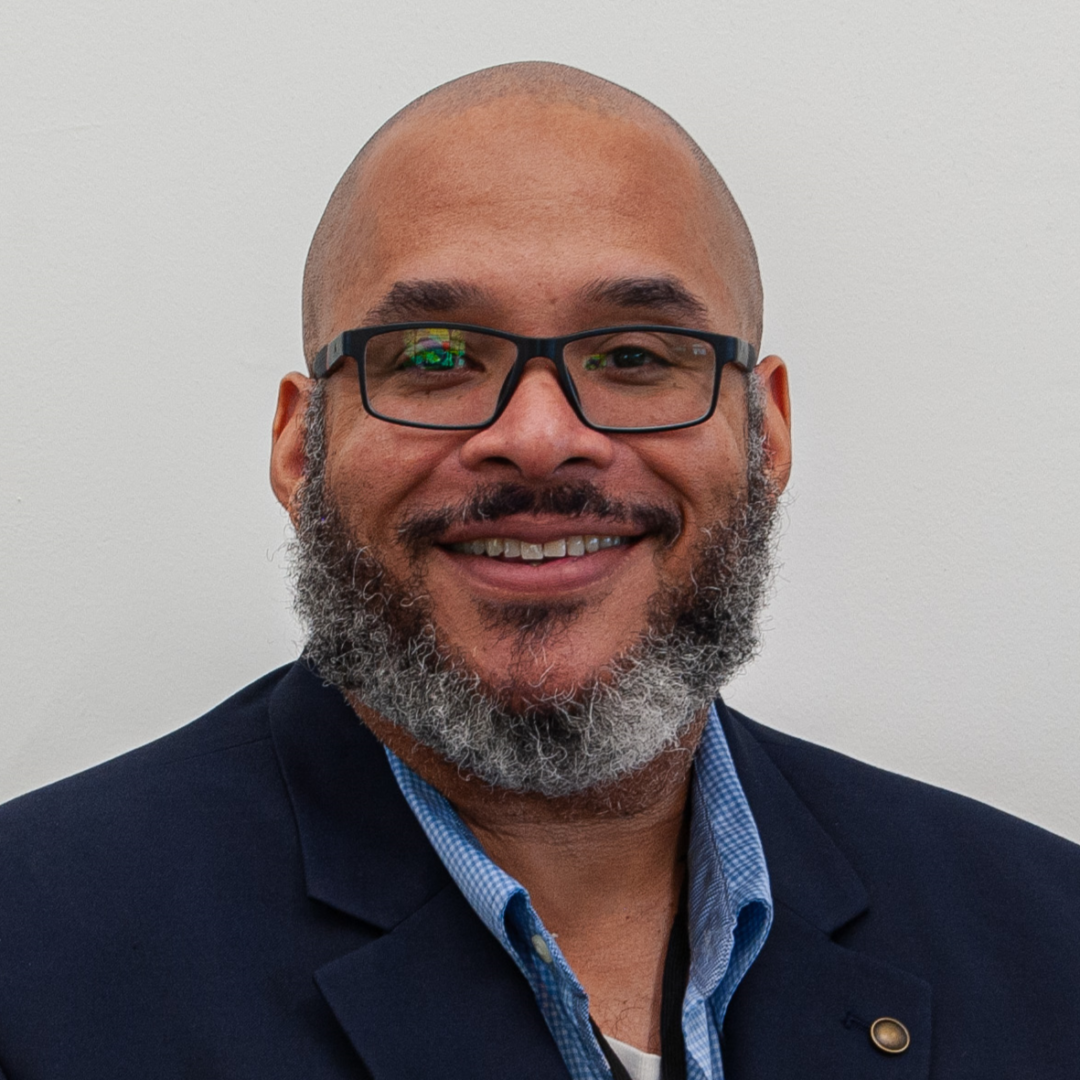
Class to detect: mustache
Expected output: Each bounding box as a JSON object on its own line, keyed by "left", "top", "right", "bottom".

{"left": 398, "top": 481, "right": 683, "bottom": 554}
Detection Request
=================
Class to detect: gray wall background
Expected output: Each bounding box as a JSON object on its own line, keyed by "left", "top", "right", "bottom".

{"left": 3, "top": 1, "right": 1078, "bottom": 839}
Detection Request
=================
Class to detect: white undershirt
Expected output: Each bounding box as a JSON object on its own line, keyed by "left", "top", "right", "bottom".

{"left": 604, "top": 1035, "right": 662, "bottom": 1080}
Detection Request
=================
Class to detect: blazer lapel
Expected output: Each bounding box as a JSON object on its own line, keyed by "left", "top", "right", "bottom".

{"left": 720, "top": 705, "right": 931, "bottom": 1080}
{"left": 269, "top": 663, "right": 570, "bottom": 1080}
{"left": 315, "top": 883, "right": 572, "bottom": 1080}
{"left": 268, "top": 661, "right": 448, "bottom": 929}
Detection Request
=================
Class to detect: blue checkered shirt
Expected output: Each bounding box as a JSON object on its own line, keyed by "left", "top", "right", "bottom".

{"left": 386, "top": 703, "right": 772, "bottom": 1080}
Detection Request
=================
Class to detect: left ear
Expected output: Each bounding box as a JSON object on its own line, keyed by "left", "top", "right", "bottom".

{"left": 754, "top": 355, "right": 792, "bottom": 493}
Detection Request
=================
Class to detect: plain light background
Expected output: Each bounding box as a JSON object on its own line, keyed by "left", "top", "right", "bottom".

{"left": 2, "top": 1, "right": 1077, "bottom": 840}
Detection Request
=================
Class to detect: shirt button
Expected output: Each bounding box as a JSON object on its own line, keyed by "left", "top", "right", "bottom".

{"left": 531, "top": 934, "right": 554, "bottom": 964}
{"left": 870, "top": 1017, "right": 911, "bottom": 1054}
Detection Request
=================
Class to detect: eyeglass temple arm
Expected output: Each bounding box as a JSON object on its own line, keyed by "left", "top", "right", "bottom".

{"left": 735, "top": 339, "right": 758, "bottom": 371}
{"left": 312, "top": 335, "right": 348, "bottom": 379}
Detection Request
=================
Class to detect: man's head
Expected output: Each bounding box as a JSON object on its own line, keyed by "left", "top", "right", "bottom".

{"left": 300, "top": 62, "right": 765, "bottom": 367}
{"left": 271, "top": 62, "right": 792, "bottom": 798}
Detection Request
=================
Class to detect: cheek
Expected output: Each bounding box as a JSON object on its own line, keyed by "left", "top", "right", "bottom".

{"left": 324, "top": 412, "right": 463, "bottom": 541}
{"left": 634, "top": 422, "right": 747, "bottom": 529}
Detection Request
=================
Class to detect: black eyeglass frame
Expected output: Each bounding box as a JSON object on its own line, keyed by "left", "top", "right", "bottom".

{"left": 313, "top": 323, "right": 758, "bottom": 434}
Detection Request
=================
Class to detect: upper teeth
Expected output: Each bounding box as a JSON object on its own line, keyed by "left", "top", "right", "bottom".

{"left": 450, "top": 535, "right": 626, "bottom": 560}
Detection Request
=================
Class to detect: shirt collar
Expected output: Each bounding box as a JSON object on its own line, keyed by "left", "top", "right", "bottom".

{"left": 387, "top": 703, "right": 773, "bottom": 1080}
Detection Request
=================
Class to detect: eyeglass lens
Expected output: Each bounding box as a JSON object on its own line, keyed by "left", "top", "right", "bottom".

{"left": 361, "top": 327, "right": 717, "bottom": 429}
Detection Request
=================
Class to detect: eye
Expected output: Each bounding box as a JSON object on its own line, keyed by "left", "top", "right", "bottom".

{"left": 583, "top": 345, "right": 668, "bottom": 372}
{"left": 401, "top": 332, "right": 468, "bottom": 371}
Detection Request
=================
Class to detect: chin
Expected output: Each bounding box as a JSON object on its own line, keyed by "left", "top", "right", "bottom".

{"left": 464, "top": 618, "right": 644, "bottom": 693}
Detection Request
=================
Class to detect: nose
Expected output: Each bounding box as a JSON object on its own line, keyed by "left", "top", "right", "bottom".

{"left": 457, "top": 358, "right": 615, "bottom": 479}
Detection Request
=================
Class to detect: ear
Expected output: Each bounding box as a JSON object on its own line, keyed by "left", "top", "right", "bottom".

{"left": 270, "top": 372, "right": 313, "bottom": 524}
{"left": 754, "top": 355, "right": 792, "bottom": 493}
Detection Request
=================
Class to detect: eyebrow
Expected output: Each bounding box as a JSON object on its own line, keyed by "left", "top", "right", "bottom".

{"left": 362, "top": 280, "right": 488, "bottom": 325}
{"left": 581, "top": 276, "right": 709, "bottom": 324}
{"left": 360, "top": 274, "right": 710, "bottom": 329}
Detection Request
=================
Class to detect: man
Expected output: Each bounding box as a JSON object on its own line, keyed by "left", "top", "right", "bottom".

{"left": 0, "top": 62, "right": 1077, "bottom": 1080}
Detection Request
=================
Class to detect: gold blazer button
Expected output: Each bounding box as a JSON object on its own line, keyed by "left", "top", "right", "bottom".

{"left": 870, "top": 1017, "right": 911, "bottom": 1054}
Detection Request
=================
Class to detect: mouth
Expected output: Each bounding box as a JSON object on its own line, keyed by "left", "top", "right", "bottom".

{"left": 403, "top": 484, "right": 682, "bottom": 603}
{"left": 398, "top": 482, "right": 682, "bottom": 560}
{"left": 429, "top": 515, "right": 651, "bottom": 597}
{"left": 447, "top": 533, "right": 632, "bottom": 563}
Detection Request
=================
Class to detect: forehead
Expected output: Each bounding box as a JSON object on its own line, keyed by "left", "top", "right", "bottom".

{"left": 325, "top": 97, "right": 737, "bottom": 334}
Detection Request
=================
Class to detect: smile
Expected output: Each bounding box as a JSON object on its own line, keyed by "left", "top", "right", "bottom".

{"left": 448, "top": 534, "right": 629, "bottom": 561}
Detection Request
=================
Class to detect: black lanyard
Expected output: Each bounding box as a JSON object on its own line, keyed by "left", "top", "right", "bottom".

{"left": 591, "top": 884, "right": 689, "bottom": 1080}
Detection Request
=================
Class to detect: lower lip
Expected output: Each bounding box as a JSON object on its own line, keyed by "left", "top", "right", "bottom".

{"left": 432, "top": 541, "right": 643, "bottom": 595}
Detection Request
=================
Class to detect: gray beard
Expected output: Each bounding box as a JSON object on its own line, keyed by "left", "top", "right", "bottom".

{"left": 288, "top": 381, "right": 779, "bottom": 797}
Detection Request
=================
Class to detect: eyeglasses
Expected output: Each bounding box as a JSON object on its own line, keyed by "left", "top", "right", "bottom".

{"left": 313, "top": 323, "right": 757, "bottom": 434}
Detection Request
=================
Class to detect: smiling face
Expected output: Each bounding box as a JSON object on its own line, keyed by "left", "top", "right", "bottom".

{"left": 271, "top": 86, "right": 792, "bottom": 791}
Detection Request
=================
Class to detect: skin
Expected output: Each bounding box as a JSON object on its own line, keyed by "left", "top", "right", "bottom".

{"left": 271, "top": 93, "right": 792, "bottom": 1052}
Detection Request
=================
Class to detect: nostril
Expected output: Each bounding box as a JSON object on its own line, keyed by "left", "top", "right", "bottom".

{"left": 458, "top": 412, "right": 615, "bottom": 478}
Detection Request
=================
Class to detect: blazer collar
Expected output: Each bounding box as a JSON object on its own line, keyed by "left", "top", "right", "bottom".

{"left": 270, "top": 662, "right": 872, "bottom": 941}
{"left": 718, "top": 702, "right": 869, "bottom": 934}
{"left": 268, "top": 661, "right": 450, "bottom": 930}
{"left": 268, "top": 662, "right": 571, "bottom": 1078}
{"left": 719, "top": 701, "right": 931, "bottom": 1079}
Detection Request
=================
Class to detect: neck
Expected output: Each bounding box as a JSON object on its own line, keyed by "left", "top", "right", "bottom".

{"left": 357, "top": 698, "right": 705, "bottom": 1053}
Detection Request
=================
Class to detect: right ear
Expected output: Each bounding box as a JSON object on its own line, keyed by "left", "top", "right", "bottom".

{"left": 270, "top": 372, "right": 313, "bottom": 524}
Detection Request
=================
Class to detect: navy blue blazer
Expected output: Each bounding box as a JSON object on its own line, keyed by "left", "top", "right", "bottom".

{"left": 1, "top": 661, "right": 1077, "bottom": 1078}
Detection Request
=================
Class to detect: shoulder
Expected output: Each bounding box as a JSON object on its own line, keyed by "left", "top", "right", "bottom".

{"left": 0, "top": 663, "right": 396, "bottom": 1073}
{"left": 729, "top": 706, "right": 1080, "bottom": 876}
{"left": 723, "top": 704, "right": 1080, "bottom": 987}
{"left": 0, "top": 663, "right": 292, "bottom": 835}
{"left": 0, "top": 664, "right": 303, "bottom": 950}
{"left": 721, "top": 707, "right": 1080, "bottom": 1076}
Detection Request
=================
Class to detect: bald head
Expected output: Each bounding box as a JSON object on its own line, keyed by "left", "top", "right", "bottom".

{"left": 302, "top": 62, "right": 763, "bottom": 367}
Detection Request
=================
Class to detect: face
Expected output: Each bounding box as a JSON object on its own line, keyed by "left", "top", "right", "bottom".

{"left": 272, "top": 97, "right": 792, "bottom": 790}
